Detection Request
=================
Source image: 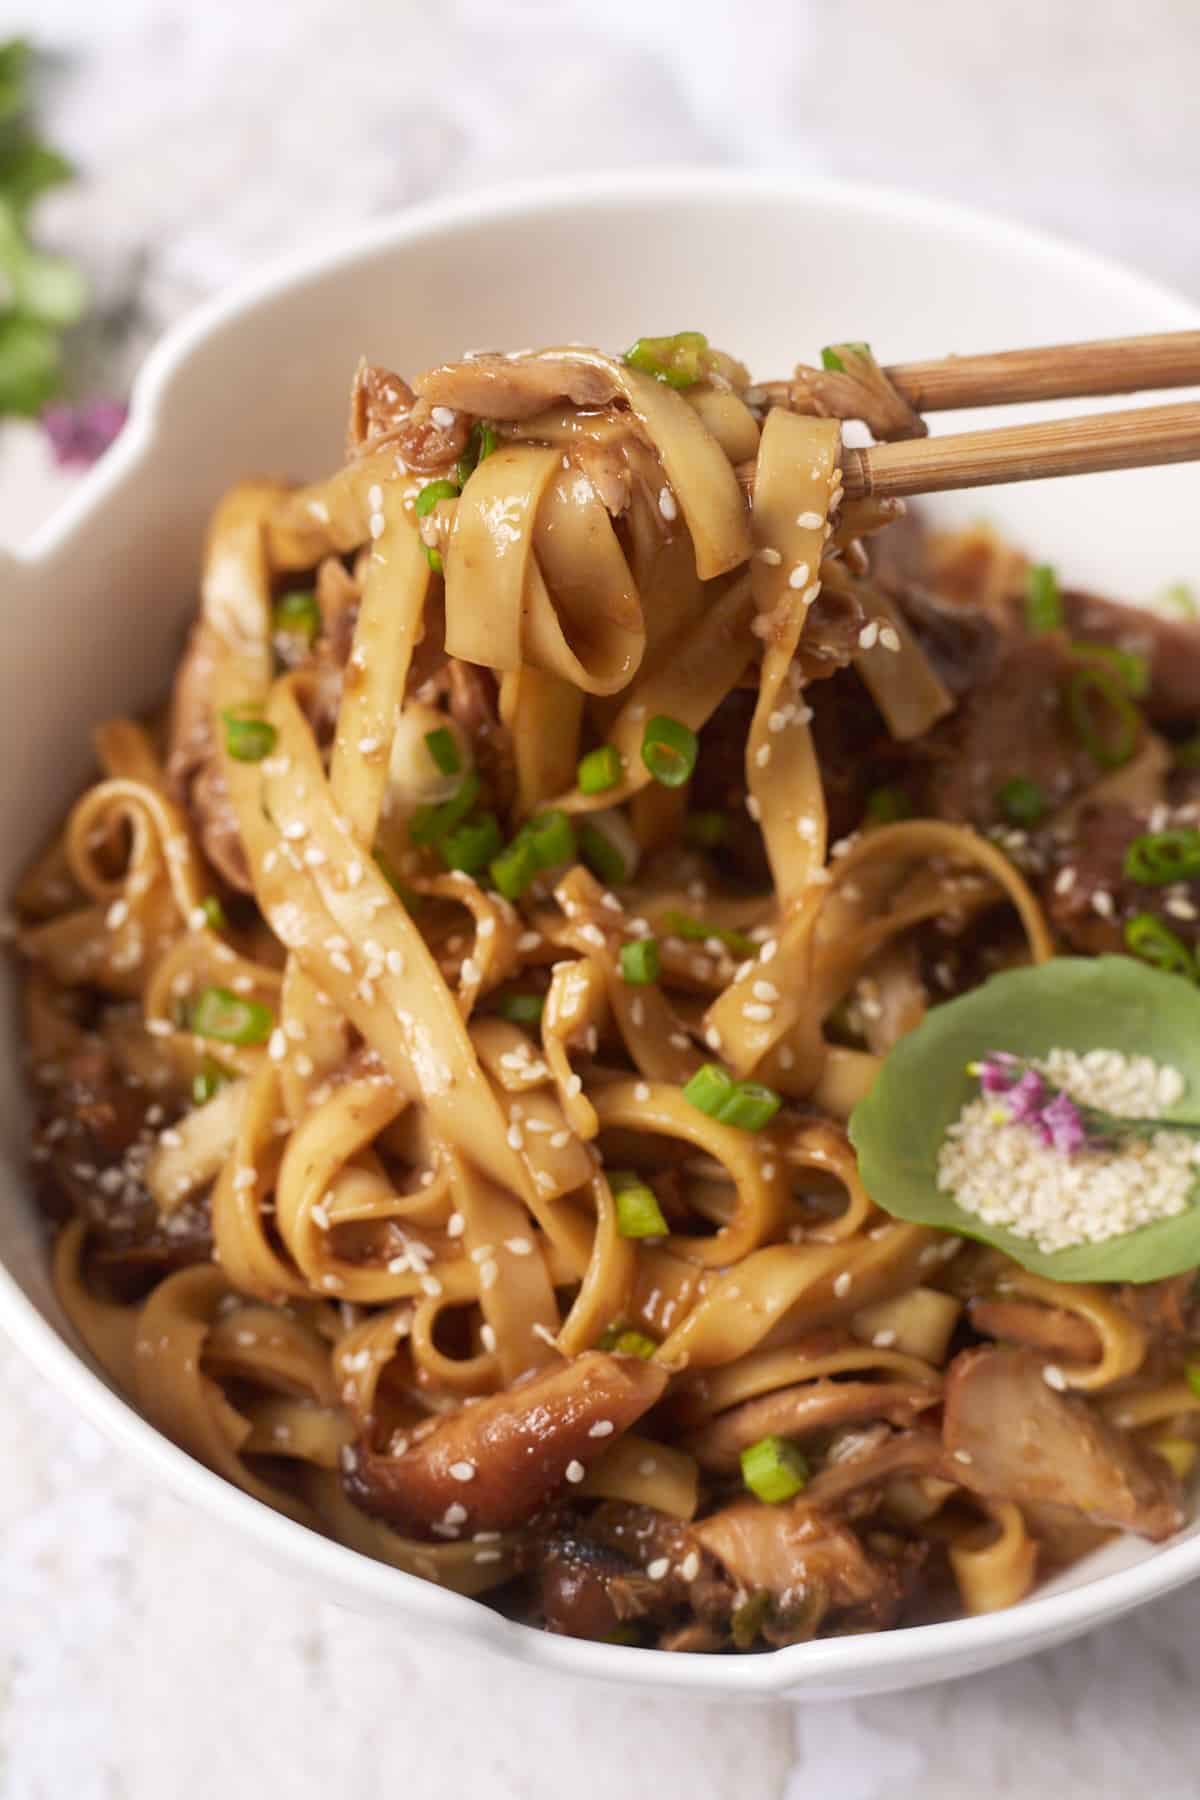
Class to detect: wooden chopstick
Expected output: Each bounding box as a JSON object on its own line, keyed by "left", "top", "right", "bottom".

{"left": 839, "top": 399, "right": 1200, "bottom": 502}
{"left": 881, "top": 330, "right": 1200, "bottom": 413}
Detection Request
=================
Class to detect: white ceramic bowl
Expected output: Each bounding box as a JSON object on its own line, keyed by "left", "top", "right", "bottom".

{"left": 3, "top": 171, "right": 1199, "bottom": 1701}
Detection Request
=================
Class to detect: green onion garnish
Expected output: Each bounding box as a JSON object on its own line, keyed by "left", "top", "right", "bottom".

{"left": 526, "top": 809, "right": 577, "bottom": 870}
{"left": 684, "top": 811, "right": 727, "bottom": 849}
{"left": 865, "top": 785, "right": 912, "bottom": 825}
{"left": 272, "top": 588, "right": 321, "bottom": 645}
{"left": 1124, "top": 912, "right": 1196, "bottom": 979}
{"left": 221, "top": 706, "right": 276, "bottom": 763}
{"left": 577, "top": 744, "right": 623, "bottom": 795}
{"left": 619, "top": 937, "right": 660, "bottom": 985}
{"left": 409, "top": 769, "right": 481, "bottom": 846}
{"left": 497, "top": 993, "right": 545, "bottom": 1026}
{"left": 682, "top": 1062, "right": 737, "bottom": 1117}
{"left": 424, "top": 726, "right": 461, "bottom": 777}
{"left": 579, "top": 820, "right": 627, "bottom": 887}
{"left": 598, "top": 1325, "right": 658, "bottom": 1359}
{"left": 660, "top": 910, "right": 755, "bottom": 958}
{"left": 188, "top": 986, "right": 274, "bottom": 1046}
{"left": 714, "top": 1081, "right": 782, "bottom": 1132}
{"left": 819, "top": 340, "right": 870, "bottom": 373}
{"left": 200, "top": 895, "right": 227, "bottom": 932}
{"left": 490, "top": 836, "right": 541, "bottom": 901}
{"left": 424, "top": 546, "right": 444, "bottom": 576}
{"left": 622, "top": 331, "right": 711, "bottom": 389}
{"left": 683, "top": 1063, "right": 782, "bottom": 1131}
{"left": 641, "top": 715, "right": 698, "bottom": 788}
{"left": 610, "top": 1172, "right": 668, "bottom": 1238}
{"left": 1124, "top": 829, "right": 1200, "bottom": 887}
{"left": 1024, "top": 563, "right": 1062, "bottom": 634}
{"left": 192, "top": 1062, "right": 228, "bottom": 1106}
{"left": 414, "top": 477, "right": 460, "bottom": 517}
{"left": 995, "top": 776, "right": 1048, "bottom": 828}
{"left": 440, "top": 812, "right": 503, "bottom": 876}
{"left": 740, "top": 1434, "right": 809, "bottom": 1504}
{"left": 1066, "top": 667, "right": 1139, "bottom": 769}
{"left": 1072, "top": 641, "right": 1149, "bottom": 700}
{"left": 1186, "top": 1362, "right": 1200, "bottom": 1399}
{"left": 455, "top": 421, "right": 498, "bottom": 489}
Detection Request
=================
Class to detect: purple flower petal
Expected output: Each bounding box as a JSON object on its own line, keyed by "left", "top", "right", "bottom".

{"left": 1005, "top": 1069, "right": 1046, "bottom": 1123}
{"left": 42, "top": 398, "right": 128, "bottom": 468}
{"left": 1040, "top": 1090, "right": 1087, "bottom": 1155}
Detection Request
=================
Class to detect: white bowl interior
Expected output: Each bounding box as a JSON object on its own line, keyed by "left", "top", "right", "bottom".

{"left": 3, "top": 173, "right": 1199, "bottom": 1698}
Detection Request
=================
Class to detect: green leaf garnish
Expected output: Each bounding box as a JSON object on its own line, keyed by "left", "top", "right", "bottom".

{"left": 849, "top": 957, "right": 1200, "bottom": 1282}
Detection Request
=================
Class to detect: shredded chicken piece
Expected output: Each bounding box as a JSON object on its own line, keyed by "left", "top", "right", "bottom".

{"left": 346, "top": 1350, "right": 667, "bottom": 1535}
{"left": 943, "top": 1346, "right": 1183, "bottom": 1540}
{"left": 415, "top": 353, "right": 623, "bottom": 422}
{"left": 694, "top": 1497, "right": 914, "bottom": 1632}
{"left": 790, "top": 345, "right": 927, "bottom": 442}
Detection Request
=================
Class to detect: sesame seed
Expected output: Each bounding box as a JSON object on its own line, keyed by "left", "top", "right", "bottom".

{"left": 431, "top": 405, "right": 456, "bottom": 429}
{"left": 449, "top": 1460, "right": 476, "bottom": 1482}
{"left": 788, "top": 561, "right": 811, "bottom": 590}
{"left": 589, "top": 1420, "right": 615, "bottom": 1438}
{"left": 565, "top": 1459, "right": 586, "bottom": 1484}
{"left": 634, "top": 1082, "right": 651, "bottom": 1102}
{"left": 646, "top": 1557, "right": 671, "bottom": 1581}
{"left": 757, "top": 547, "right": 782, "bottom": 566}
{"left": 1043, "top": 1364, "right": 1068, "bottom": 1391}
{"left": 872, "top": 1328, "right": 897, "bottom": 1348}
{"left": 953, "top": 1448, "right": 974, "bottom": 1465}
{"left": 833, "top": 1271, "right": 852, "bottom": 1298}
{"left": 796, "top": 510, "right": 823, "bottom": 529}
{"left": 858, "top": 621, "right": 880, "bottom": 650}
{"left": 658, "top": 486, "right": 678, "bottom": 521}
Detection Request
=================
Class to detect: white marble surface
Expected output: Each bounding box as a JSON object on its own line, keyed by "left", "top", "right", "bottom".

{"left": 5, "top": 4, "right": 1200, "bottom": 1796}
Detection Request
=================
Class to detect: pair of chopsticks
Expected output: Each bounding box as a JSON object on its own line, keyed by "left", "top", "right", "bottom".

{"left": 836, "top": 331, "right": 1200, "bottom": 501}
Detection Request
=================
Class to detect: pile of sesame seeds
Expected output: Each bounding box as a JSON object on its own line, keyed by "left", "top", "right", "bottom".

{"left": 937, "top": 1047, "right": 1198, "bottom": 1253}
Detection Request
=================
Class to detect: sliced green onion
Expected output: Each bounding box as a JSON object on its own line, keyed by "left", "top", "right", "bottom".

{"left": 1072, "top": 640, "right": 1149, "bottom": 699}
{"left": 188, "top": 986, "right": 274, "bottom": 1046}
{"left": 1066, "top": 667, "right": 1139, "bottom": 769}
{"left": 409, "top": 769, "right": 481, "bottom": 845}
{"left": 455, "top": 421, "right": 498, "bottom": 488}
{"left": 272, "top": 588, "right": 320, "bottom": 645}
{"left": 1185, "top": 1362, "right": 1200, "bottom": 1399}
{"left": 682, "top": 1062, "right": 737, "bottom": 1117}
{"left": 424, "top": 725, "right": 461, "bottom": 777}
{"left": 200, "top": 895, "right": 227, "bottom": 932}
{"left": 730, "top": 1590, "right": 770, "bottom": 1651}
{"left": 715, "top": 1081, "right": 782, "bottom": 1132}
{"left": 660, "top": 910, "right": 755, "bottom": 958}
{"left": 1024, "top": 563, "right": 1062, "bottom": 634}
{"left": 526, "top": 809, "right": 577, "bottom": 870}
{"left": 641, "top": 715, "right": 698, "bottom": 788}
{"left": 622, "top": 331, "right": 711, "bottom": 389}
{"left": 423, "top": 545, "right": 444, "bottom": 576}
{"left": 740, "top": 1434, "right": 809, "bottom": 1504}
{"left": 439, "top": 812, "right": 503, "bottom": 875}
{"left": 865, "top": 785, "right": 912, "bottom": 825}
{"left": 684, "top": 811, "right": 727, "bottom": 849}
{"left": 995, "top": 776, "right": 1047, "bottom": 828}
{"left": 820, "top": 340, "right": 870, "bottom": 373}
{"left": 1124, "top": 912, "right": 1196, "bottom": 979}
{"left": 490, "top": 836, "right": 541, "bottom": 901}
{"left": 414, "top": 477, "right": 459, "bottom": 517}
{"left": 579, "top": 820, "right": 627, "bottom": 887}
{"left": 610, "top": 1173, "right": 668, "bottom": 1239}
{"left": 683, "top": 1063, "right": 782, "bottom": 1130}
{"left": 220, "top": 706, "right": 276, "bottom": 763}
{"left": 192, "top": 1062, "right": 228, "bottom": 1106}
{"left": 619, "top": 937, "right": 660, "bottom": 985}
{"left": 598, "top": 1325, "right": 658, "bottom": 1359}
{"left": 577, "top": 744, "right": 623, "bottom": 795}
{"left": 1124, "top": 829, "right": 1200, "bottom": 886}
{"left": 497, "top": 993, "right": 545, "bottom": 1026}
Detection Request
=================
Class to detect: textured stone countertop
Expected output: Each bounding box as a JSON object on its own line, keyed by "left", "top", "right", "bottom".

{"left": 4, "top": 3, "right": 1200, "bottom": 1795}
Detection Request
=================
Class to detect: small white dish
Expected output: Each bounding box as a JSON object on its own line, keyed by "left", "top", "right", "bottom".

{"left": 2, "top": 170, "right": 1198, "bottom": 1701}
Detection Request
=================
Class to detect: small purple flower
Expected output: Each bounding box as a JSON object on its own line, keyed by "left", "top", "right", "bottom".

{"left": 1005, "top": 1069, "right": 1047, "bottom": 1124}
{"left": 976, "top": 1051, "right": 1020, "bottom": 1094}
{"left": 42, "top": 398, "right": 128, "bottom": 468}
{"left": 1040, "top": 1090, "right": 1087, "bottom": 1155}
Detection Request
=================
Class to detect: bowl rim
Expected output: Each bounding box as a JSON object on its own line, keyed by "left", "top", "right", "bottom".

{"left": 4, "top": 165, "right": 1200, "bottom": 1695}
